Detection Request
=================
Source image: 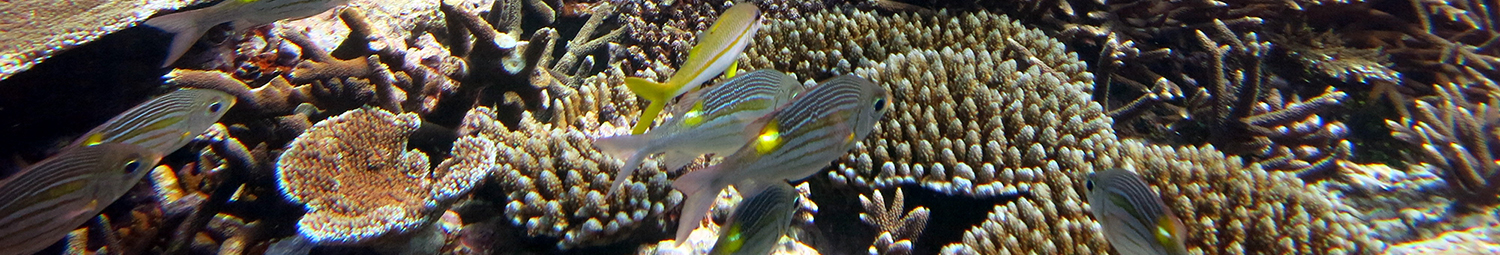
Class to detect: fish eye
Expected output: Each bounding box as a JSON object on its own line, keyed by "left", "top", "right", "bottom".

{"left": 1085, "top": 180, "right": 1094, "bottom": 191}
{"left": 208, "top": 101, "right": 224, "bottom": 113}
{"left": 873, "top": 98, "right": 886, "bottom": 111}
{"left": 123, "top": 159, "right": 142, "bottom": 174}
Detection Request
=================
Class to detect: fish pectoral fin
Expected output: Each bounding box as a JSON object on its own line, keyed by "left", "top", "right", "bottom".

{"left": 671, "top": 165, "right": 726, "bottom": 244}
{"left": 662, "top": 151, "right": 697, "bottom": 171}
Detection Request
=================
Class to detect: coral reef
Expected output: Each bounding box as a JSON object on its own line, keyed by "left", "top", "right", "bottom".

{"left": 5, "top": 0, "right": 1499, "bottom": 254}
{"left": 276, "top": 107, "right": 495, "bottom": 245}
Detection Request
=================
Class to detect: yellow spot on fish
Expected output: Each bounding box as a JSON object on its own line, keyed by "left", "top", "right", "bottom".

{"left": 721, "top": 223, "right": 745, "bottom": 253}
{"left": 682, "top": 101, "right": 706, "bottom": 127}
{"left": 84, "top": 133, "right": 105, "bottom": 146}
{"left": 1155, "top": 216, "right": 1177, "bottom": 247}
{"left": 755, "top": 121, "right": 782, "bottom": 155}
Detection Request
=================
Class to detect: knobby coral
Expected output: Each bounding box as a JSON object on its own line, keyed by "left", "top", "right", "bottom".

{"left": 739, "top": 5, "right": 1383, "bottom": 254}
{"left": 276, "top": 107, "right": 496, "bottom": 245}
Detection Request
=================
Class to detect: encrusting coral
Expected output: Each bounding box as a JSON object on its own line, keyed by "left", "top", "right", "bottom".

{"left": 276, "top": 107, "right": 496, "bottom": 245}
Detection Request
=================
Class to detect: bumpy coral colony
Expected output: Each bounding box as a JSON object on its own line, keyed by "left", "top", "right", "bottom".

{"left": 0, "top": 0, "right": 1497, "bottom": 254}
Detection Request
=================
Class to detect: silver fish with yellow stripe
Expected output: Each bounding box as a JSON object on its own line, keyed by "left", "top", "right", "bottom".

{"left": 68, "top": 88, "right": 236, "bottom": 156}
{"left": 0, "top": 143, "right": 161, "bottom": 255}
{"left": 1085, "top": 168, "right": 1189, "bottom": 255}
{"left": 709, "top": 182, "right": 798, "bottom": 255}
{"left": 671, "top": 74, "right": 891, "bottom": 243}
{"left": 145, "top": 0, "right": 352, "bottom": 67}
{"left": 624, "top": 3, "right": 762, "bottom": 134}
{"left": 594, "top": 69, "right": 804, "bottom": 198}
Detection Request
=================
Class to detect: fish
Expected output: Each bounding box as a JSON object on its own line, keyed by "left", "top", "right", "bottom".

{"left": 624, "top": 3, "right": 762, "bottom": 134}
{"left": 69, "top": 88, "right": 236, "bottom": 157}
{"left": 1085, "top": 168, "right": 1190, "bottom": 255}
{"left": 709, "top": 182, "right": 799, "bottom": 255}
{"left": 144, "top": 0, "right": 352, "bottom": 67}
{"left": 593, "top": 69, "right": 804, "bottom": 198}
{"left": 0, "top": 143, "right": 162, "bottom": 255}
{"left": 671, "top": 74, "right": 892, "bottom": 243}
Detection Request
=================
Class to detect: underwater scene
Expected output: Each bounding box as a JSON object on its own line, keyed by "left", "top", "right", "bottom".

{"left": 0, "top": 0, "right": 1496, "bottom": 254}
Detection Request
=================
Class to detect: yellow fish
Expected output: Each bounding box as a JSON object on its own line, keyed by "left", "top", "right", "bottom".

{"left": 625, "top": 3, "right": 762, "bottom": 134}
{"left": 0, "top": 143, "right": 161, "bottom": 255}
{"left": 671, "top": 75, "right": 891, "bottom": 243}
{"left": 69, "top": 88, "right": 236, "bottom": 157}
{"left": 709, "top": 182, "right": 799, "bottom": 255}
{"left": 144, "top": 0, "right": 352, "bottom": 67}
{"left": 1086, "top": 168, "right": 1189, "bottom": 255}
{"left": 594, "top": 70, "right": 803, "bottom": 198}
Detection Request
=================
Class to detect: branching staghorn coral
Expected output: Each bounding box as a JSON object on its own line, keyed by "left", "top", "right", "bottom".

{"left": 1386, "top": 75, "right": 1500, "bottom": 204}
{"left": 276, "top": 107, "right": 496, "bottom": 246}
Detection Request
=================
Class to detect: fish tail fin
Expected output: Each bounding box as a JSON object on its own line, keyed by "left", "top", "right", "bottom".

{"left": 593, "top": 135, "right": 649, "bottom": 198}
{"left": 661, "top": 151, "right": 696, "bottom": 172}
{"left": 144, "top": 10, "right": 211, "bottom": 68}
{"left": 671, "top": 165, "right": 726, "bottom": 244}
{"left": 625, "top": 77, "right": 677, "bottom": 134}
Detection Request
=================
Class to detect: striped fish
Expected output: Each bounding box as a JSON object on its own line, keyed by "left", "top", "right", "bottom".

{"left": 144, "top": 0, "right": 352, "bottom": 67}
{"left": 0, "top": 143, "right": 161, "bottom": 255}
{"left": 709, "top": 182, "right": 799, "bottom": 255}
{"left": 671, "top": 74, "right": 891, "bottom": 243}
{"left": 69, "top": 88, "right": 236, "bottom": 156}
{"left": 625, "top": 3, "right": 762, "bottom": 134}
{"left": 593, "top": 70, "right": 804, "bottom": 198}
{"left": 1085, "top": 168, "right": 1189, "bottom": 255}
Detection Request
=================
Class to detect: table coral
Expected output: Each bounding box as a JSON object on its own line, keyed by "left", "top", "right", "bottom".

{"left": 0, "top": 0, "right": 207, "bottom": 81}
{"left": 276, "top": 107, "right": 496, "bottom": 245}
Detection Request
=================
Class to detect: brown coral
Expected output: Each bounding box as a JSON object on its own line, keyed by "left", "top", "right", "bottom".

{"left": 1387, "top": 75, "right": 1500, "bottom": 204}
{"left": 739, "top": 6, "right": 1382, "bottom": 254}
{"left": 276, "top": 107, "right": 496, "bottom": 245}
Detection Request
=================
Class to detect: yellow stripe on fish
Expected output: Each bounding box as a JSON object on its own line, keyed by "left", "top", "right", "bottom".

{"left": 709, "top": 182, "right": 798, "bottom": 255}
{"left": 144, "top": 0, "right": 351, "bottom": 67}
{"left": 0, "top": 143, "right": 161, "bottom": 255}
{"left": 625, "top": 3, "right": 762, "bottom": 134}
{"left": 593, "top": 70, "right": 804, "bottom": 198}
{"left": 1085, "top": 168, "right": 1189, "bottom": 255}
{"left": 671, "top": 74, "right": 891, "bottom": 244}
{"left": 70, "top": 88, "right": 236, "bottom": 157}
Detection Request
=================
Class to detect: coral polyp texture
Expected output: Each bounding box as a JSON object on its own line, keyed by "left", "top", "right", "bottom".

{"left": 741, "top": 6, "right": 1384, "bottom": 254}
{"left": 276, "top": 107, "right": 496, "bottom": 245}
{"left": 459, "top": 72, "right": 678, "bottom": 249}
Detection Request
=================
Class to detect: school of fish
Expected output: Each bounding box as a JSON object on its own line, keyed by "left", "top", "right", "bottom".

{"left": 594, "top": 69, "right": 805, "bottom": 198}
{"left": 0, "top": 88, "right": 234, "bottom": 255}
{"left": 623, "top": 3, "right": 762, "bottom": 135}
